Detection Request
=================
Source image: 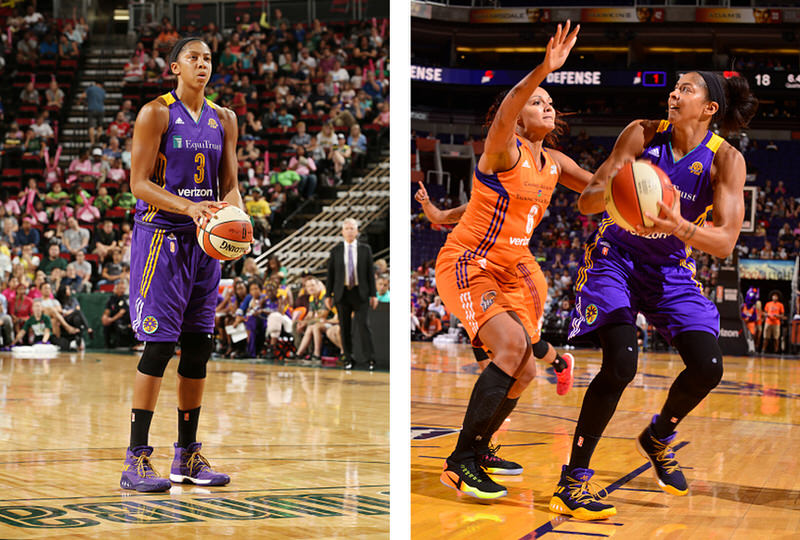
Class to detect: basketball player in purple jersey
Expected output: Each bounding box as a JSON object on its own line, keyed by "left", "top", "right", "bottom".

{"left": 120, "top": 37, "right": 247, "bottom": 492}
{"left": 548, "top": 72, "right": 757, "bottom": 519}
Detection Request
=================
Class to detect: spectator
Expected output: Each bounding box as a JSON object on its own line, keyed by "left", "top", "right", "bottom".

{"left": 108, "top": 112, "right": 131, "bottom": 138}
{"left": 376, "top": 275, "right": 390, "bottom": 303}
{"left": 101, "top": 279, "right": 132, "bottom": 348}
{"left": 347, "top": 124, "right": 368, "bottom": 171}
{"left": 0, "top": 289, "right": 12, "bottom": 348}
{"left": 12, "top": 299, "right": 51, "bottom": 347}
{"left": 82, "top": 81, "right": 106, "bottom": 145}
{"left": 265, "top": 255, "right": 287, "bottom": 284}
{"left": 14, "top": 218, "right": 40, "bottom": 251}
{"left": 58, "top": 34, "right": 79, "bottom": 58}
{"left": 270, "top": 160, "right": 302, "bottom": 194}
{"left": 45, "top": 80, "right": 65, "bottom": 109}
{"left": 97, "top": 247, "right": 124, "bottom": 287}
{"left": 63, "top": 217, "right": 90, "bottom": 255}
{"left": 17, "top": 32, "right": 39, "bottom": 64}
{"left": 67, "top": 250, "right": 92, "bottom": 291}
{"left": 39, "top": 243, "right": 67, "bottom": 275}
{"left": 245, "top": 187, "right": 271, "bottom": 240}
{"left": 9, "top": 282, "right": 33, "bottom": 333}
{"left": 330, "top": 60, "right": 350, "bottom": 84}
{"left": 19, "top": 81, "right": 40, "bottom": 106}
{"left": 288, "top": 146, "right": 318, "bottom": 199}
{"left": 93, "top": 220, "right": 118, "bottom": 261}
{"left": 154, "top": 21, "right": 179, "bottom": 54}
{"left": 763, "top": 291, "right": 785, "bottom": 353}
{"left": 39, "top": 33, "right": 58, "bottom": 59}
{"left": 289, "top": 121, "right": 312, "bottom": 150}
{"left": 56, "top": 283, "right": 92, "bottom": 349}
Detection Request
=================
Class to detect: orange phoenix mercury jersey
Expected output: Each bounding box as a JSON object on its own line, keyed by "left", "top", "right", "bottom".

{"left": 445, "top": 137, "right": 560, "bottom": 266}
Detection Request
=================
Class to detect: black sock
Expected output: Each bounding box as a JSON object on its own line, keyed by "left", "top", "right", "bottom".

{"left": 177, "top": 406, "right": 201, "bottom": 448}
{"left": 551, "top": 354, "right": 567, "bottom": 373}
{"left": 449, "top": 363, "right": 515, "bottom": 463}
{"left": 476, "top": 396, "right": 519, "bottom": 454}
{"left": 652, "top": 412, "right": 678, "bottom": 440}
{"left": 129, "top": 409, "right": 154, "bottom": 449}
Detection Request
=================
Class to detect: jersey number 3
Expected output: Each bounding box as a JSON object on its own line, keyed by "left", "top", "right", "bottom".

{"left": 194, "top": 152, "right": 205, "bottom": 184}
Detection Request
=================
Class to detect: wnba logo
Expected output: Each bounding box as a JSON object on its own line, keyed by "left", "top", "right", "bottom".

{"left": 526, "top": 204, "right": 539, "bottom": 235}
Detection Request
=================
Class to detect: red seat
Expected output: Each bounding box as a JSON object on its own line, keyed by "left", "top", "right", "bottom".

{"left": 99, "top": 283, "right": 114, "bottom": 292}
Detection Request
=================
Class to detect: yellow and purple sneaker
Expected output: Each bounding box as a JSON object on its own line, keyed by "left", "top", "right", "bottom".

{"left": 636, "top": 417, "right": 688, "bottom": 496}
{"left": 169, "top": 442, "right": 230, "bottom": 486}
{"left": 120, "top": 445, "right": 171, "bottom": 492}
{"left": 549, "top": 465, "right": 617, "bottom": 520}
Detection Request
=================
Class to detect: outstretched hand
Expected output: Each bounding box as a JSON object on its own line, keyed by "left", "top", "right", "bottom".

{"left": 542, "top": 20, "right": 580, "bottom": 74}
{"left": 414, "top": 181, "right": 429, "bottom": 205}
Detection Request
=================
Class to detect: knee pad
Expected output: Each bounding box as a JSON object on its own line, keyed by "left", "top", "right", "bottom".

{"left": 472, "top": 346, "right": 490, "bottom": 362}
{"left": 177, "top": 332, "right": 213, "bottom": 379}
{"left": 598, "top": 324, "right": 639, "bottom": 389}
{"left": 531, "top": 339, "right": 550, "bottom": 359}
{"left": 137, "top": 341, "right": 176, "bottom": 377}
{"left": 673, "top": 331, "right": 724, "bottom": 391}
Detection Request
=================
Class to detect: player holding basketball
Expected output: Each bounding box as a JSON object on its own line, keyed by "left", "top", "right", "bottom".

{"left": 436, "top": 21, "right": 588, "bottom": 500}
{"left": 415, "top": 182, "right": 575, "bottom": 395}
{"left": 549, "top": 72, "right": 757, "bottom": 519}
{"left": 120, "top": 37, "right": 247, "bottom": 492}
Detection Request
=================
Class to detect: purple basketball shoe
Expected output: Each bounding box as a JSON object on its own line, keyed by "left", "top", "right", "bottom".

{"left": 169, "top": 442, "right": 230, "bottom": 486}
{"left": 120, "top": 446, "right": 171, "bottom": 492}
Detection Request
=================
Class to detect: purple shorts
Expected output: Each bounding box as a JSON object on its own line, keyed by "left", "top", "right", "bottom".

{"left": 568, "top": 233, "right": 719, "bottom": 345}
{"left": 130, "top": 224, "right": 220, "bottom": 342}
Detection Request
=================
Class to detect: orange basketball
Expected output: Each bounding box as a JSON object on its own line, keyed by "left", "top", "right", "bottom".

{"left": 196, "top": 204, "right": 253, "bottom": 261}
{"left": 604, "top": 160, "right": 675, "bottom": 233}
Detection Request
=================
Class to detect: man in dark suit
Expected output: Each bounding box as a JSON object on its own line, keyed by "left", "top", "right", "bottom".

{"left": 326, "top": 218, "right": 377, "bottom": 370}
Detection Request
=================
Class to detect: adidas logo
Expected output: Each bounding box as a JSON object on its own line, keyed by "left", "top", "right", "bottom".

{"left": 648, "top": 147, "right": 660, "bottom": 157}
{"left": 522, "top": 160, "right": 531, "bottom": 168}
{"left": 175, "top": 117, "right": 185, "bottom": 125}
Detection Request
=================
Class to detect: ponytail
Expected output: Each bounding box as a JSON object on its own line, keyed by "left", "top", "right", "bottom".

{"left": 719, "top": 75, "right": 758, "bottom": 132}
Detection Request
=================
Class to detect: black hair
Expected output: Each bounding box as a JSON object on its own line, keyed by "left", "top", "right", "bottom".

{"left": 484, "top": 90, "right": 567, "bottom": 147}
{"left": 167, "top": 36, "right": 210, "bottom": 68}
{"left": 695, "top": 73, "right": 759, "bottom": 133}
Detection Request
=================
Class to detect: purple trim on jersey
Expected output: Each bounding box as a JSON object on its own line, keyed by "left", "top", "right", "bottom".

{"left": 456, "top": 250, "right": 475, "bottom": 290}
{"left": 474, "top": 168, "right": 509, "bottom": 199}
{"left": 517, "top": 263, "right": 541, "bottom": 318}
{"left": 475, "top": 196, "right": 509, "bottom": 257}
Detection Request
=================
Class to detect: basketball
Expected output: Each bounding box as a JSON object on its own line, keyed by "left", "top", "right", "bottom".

{"left": 196, "top": 204, "right": 253, "bottom": 261}
{"left": 604, "top": 160, "right": 675, "bottom": 232}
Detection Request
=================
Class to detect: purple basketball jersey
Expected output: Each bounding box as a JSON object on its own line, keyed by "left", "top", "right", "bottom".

{"left": 601, "top": 120, "right": 722, "bottom": 264}
{"left": 135, "top": 90, "right": 224, "bottom": 232}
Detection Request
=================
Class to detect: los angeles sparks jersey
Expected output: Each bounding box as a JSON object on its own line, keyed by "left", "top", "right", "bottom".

{"left": 600, "top": 120, "right": 722, "bottom": 264}
{"left": 134, "top": 90, "right": 224, "bottom": 231}
{"left": 445, "top": 136, "right": 560, "bottom": 266}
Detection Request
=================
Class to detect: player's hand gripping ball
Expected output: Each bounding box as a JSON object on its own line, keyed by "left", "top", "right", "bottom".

{"left": 604, "top": 160, "right": 675, "bottom": 233}
{"left": 196, "top": 203, "right": 253, "bottom": 261}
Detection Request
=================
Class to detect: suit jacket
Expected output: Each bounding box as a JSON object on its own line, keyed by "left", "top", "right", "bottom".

{"left": 327, "top": 241, "right": 376, "bottom": 304}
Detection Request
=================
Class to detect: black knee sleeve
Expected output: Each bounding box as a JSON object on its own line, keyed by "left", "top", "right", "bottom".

{"left": 597, "top": 324, "right": 639, "bottom": 390}
{"left": 472, "top": 346, "right": 490, "bottom": 362}
{"left": 137, "top": 341, "right": 176, "bottom": 377}
{"left": 672, "top": 331, "right": 724, "bottom": 393}
{"left": 177, "top": 332, "right": 213, "bottom": 379}
{"left": 531, "top": 339, "right": 549, "bottom": 359}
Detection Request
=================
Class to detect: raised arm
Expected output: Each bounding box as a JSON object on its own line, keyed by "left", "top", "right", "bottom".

{"left": 546, "top": 149, "right": 593, "bottom": 194}
{"left": 129, "top": 100, "right": 222, "bottom": 225}
{"left": 414, "top": 181, "right": 466, "bottom": 224}
{"left": 480, "top": 21, "right": 579, "bottom": 175}
{"left": 577, "top": 119, "right": 657, "bottom": 215}
{"left": 643, "top": 142, "right": 745, "bottom": 259}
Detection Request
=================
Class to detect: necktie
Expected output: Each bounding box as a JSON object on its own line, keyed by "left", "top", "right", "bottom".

{"left": 347, "top": 244, "right": 355, "bottom": 287}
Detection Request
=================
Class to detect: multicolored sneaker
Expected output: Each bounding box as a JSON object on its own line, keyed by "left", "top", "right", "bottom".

{"left": 555, "top": 353, "right": 574, "bottom": 396}
{"left": 169, "top": 442, "right": 230, "bottom": 486}
{"left": 636, "top": 417, "right": 688, "bottom": 496}
{"left": 549, "top": 465, "right": 617, "bottom": 520}
{"left": 440, "top": 458, "right": 508, "bottom": 500}
{"left": 476, "top": 444, "right": 523, "bottom": 475}
{"left": 120, "top": 446, "right": 171, "bottom": 492}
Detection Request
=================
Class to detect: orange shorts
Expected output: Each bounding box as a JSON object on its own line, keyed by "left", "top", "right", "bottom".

{"left": 435, "top": 245, "right": 547, "bottom": 347}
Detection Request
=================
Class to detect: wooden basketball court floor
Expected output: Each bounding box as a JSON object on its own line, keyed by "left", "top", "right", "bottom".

{"left": 411, "top": 342, "right": 800, "bottom": 539}
{"left": 0, "top": 351, "right": 389, "bottom": 539}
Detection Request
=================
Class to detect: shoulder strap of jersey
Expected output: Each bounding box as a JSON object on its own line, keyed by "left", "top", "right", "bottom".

{"left": 656, "top": 119, "right": 670, "bottom": 133}
{"left": 205, "top": 97, "right": 218, "bottom": 110}
{"left": 159, "top": 91, "right": 176, "bottom": 106}
{"left": 706, "top": 132, "right": 724, "bottom": 153}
